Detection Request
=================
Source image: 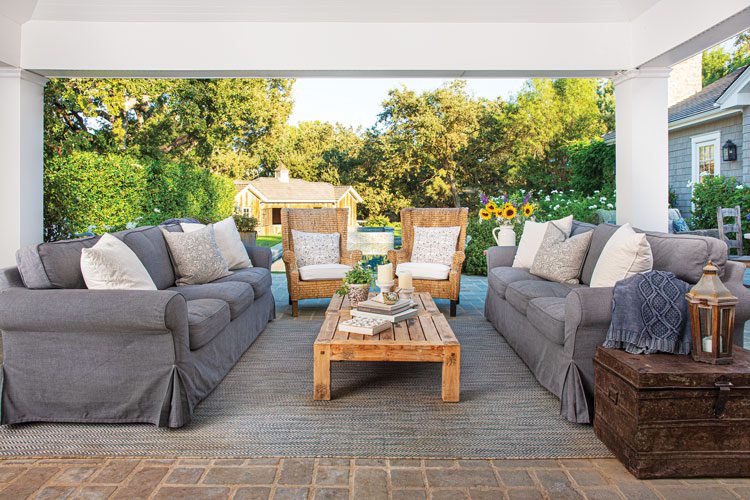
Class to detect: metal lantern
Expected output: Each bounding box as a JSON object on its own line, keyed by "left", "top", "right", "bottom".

{"left": 685, "top": 261, "right": 738, "bottom": 365}
{"left": 722, "top": 140, "right": 737, "bottom": 162}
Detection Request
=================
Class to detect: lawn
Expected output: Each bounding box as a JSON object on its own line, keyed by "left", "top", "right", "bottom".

{"left": 256, "top": 235, "right": 282, "bottom": 248}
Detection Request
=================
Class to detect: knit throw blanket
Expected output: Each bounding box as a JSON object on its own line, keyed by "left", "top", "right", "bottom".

{"left": 604, "top": 270, "right": 692, "bottom": 355}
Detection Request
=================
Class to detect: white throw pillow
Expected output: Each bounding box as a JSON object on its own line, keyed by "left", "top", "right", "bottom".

{"left": 512, "top": 215, "right": 573, "bottom": 269}
{"left": 590, "top": 223, "right": 653, "bottom": 288}
{"left": 181, "top": 218, "right": 252, "bottom": 270}
{"left": 411, "top": 226, "right": 461, "bottom": 267}
{"left": 80, "top": 233, "right": 157, "bottom": 290}
{"left": 292, "top": 230, "right": 340, "bottom": 268}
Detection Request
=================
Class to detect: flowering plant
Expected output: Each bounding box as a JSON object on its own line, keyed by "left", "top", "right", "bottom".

{"left": 478, "top": 192, "right": 534, "bottom": 226}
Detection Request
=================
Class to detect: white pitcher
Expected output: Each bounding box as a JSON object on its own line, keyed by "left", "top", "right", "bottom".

{"left": 492, "top": 225, "right": 516, "bottom": 246}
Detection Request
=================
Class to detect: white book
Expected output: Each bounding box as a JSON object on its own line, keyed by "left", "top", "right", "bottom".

{"left": 351, "top": 308, "right": 418, "bottom": 323}
{"left": 338, "top": 317, "right": 391, "bottom": 336}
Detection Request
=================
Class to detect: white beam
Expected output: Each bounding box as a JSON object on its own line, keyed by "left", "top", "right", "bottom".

{"left": 21, "top": 21, "right": 631, "bottom": 78}
{"left": 0, "top": 14, "right": 21, "bottom": 67}
{"left": 614, "top": 68, "right": 671, "bottom": 233}
{"left": 0, "top": 69, "right": 46, "bottom": 267}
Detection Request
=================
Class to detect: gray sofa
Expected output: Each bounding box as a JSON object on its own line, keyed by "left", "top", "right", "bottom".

{"left": 485, "top": 221, "right": 750, "bottom": 424}
{"left": 0, "top": 224, "right": 275, "bottom": 428}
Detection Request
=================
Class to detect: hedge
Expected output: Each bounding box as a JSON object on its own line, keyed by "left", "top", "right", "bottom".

{"left": 567, "top": 140, "right": 615, "bottom": 195}
{"left": 44, "top": 152, "right": 235, "bottom": 241}
{"left": 690, "top": 175, "right": 750, "bottom": 236}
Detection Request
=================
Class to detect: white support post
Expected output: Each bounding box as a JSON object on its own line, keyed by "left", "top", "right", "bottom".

{"left": 613, "top": 68, "right": 671, "bottom": 233}
{"left": 0, "top": 69, "right": 47, "bottom": 267}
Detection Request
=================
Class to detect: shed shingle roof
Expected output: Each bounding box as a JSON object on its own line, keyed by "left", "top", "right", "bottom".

{"left": 237, "top": 177, "right": 358, "bottom": 203}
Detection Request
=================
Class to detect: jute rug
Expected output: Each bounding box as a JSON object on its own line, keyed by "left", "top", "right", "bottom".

{"left": 0, "top": 315, "right": 611, "bottom": 458}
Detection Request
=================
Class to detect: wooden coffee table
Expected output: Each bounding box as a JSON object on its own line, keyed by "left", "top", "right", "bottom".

{"left": 314, "top": 292, "right": 460, "bottom": 402}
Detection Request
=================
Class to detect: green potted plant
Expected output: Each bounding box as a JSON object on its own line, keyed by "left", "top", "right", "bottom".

{"left": 336, "top": 263, "right": 374, "bottom": 307}
{"left": 233, "top": 213, "right": 259, "bottom": 247}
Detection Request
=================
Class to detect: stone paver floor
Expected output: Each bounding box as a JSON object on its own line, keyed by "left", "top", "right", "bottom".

{"left": 1, "top": 274, "right": 749, "bottom": 499}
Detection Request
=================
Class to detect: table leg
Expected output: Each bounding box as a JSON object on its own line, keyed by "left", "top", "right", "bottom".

{"left": 314, "top": 344, "right": 331, "bottom": 400}
{"left": 442, "top": 345, "right": 460, "bottom": 402}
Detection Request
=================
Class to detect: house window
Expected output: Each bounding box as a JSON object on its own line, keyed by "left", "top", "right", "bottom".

{"left": 272, "top": 208, "right": 282, "bottom": 225}
{"left": 691, "top": 132, "right": 721, "bottom": 183}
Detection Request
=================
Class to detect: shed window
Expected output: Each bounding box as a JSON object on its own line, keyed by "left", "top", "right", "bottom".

{"left": 272, "top": 208, "right": 282, "bottom": 225}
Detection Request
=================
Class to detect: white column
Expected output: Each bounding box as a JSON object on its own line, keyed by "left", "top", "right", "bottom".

{"left": 613, "top": 68, "right": 671, "bottom": 233}
{"left": 0, "top": 69, "right": 47, "bottom": 267}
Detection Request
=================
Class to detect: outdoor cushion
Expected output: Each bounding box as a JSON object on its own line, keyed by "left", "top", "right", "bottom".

{"left": 488, "top": 267, "right": 543, "bottom": 298}
{"left": 505, "top": 279, "right": 577, "bottom": 315}
{"left": 298, "top": 263, "right": 352, "bottom": 281}
{"left": 292, "top": 230, "right": 340, "bottom": 268}
{"left": 527, "top": 297, "right": 566, "bottom": 345}
{"left": 80, "top": 233, "right": 157, "bottom": 290}
{"left": 396, "top": 262, "right": 450, "bottom": 281}
{"left": 181, "top": 217, "right": 252, "bottom": 270}
{"left": 590, "top": 223, "right": 652, "bottom": 288}
{"left": 169, "top": 281, "right": 253, "bottom": 319}
{"left": 16, "top": 235, "right": 100, "bottom": 289}
{"left": 117, "top": 226, "right": 177, "bottom": 290}
{"left": 212, "top": 267, "right": 273, "bottom": 298}
{"left": 513, "top": 215, "right": 573, "bottom": 268}
{"left": 162, "top": 226, "right": 232, "bottom": 285}
{"left": 187, "top": 299, "right": 230, "bottom": 350}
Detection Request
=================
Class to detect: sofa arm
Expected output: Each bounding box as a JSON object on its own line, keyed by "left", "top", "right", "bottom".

{"left": 485, "top": 246, "right": 517, "bottom": 274}
{"left": 0, "top": 288, "right": 187, "bottom": 334}
{"left": 565, "top": 286, "right": 614, "bottom": 331}
{"left": 245, "top": 244, "right": 273, "bottom": 271}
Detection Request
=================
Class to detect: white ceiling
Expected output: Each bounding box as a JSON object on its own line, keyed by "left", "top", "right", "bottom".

{"left": 27, "top": 0, "right": 661, "bottom": 23}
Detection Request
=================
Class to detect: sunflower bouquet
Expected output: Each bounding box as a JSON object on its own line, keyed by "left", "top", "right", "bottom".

{"left": 479, "top": 192, "right": 534, "bottom": 227}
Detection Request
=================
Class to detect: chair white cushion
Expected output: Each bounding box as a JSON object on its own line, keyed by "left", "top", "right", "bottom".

{"left": 181, "top": 217, "right": 251, "bottom": 270}
{"left": 80, "top": 233, "right": 157, "bottom": 290}
{"left": 396, "top": 262, "right": 451, "bottom": 281}
{"left": 299, "top": 263, "right": 352, "bottom": 281}
{"left": 590, "top": 223, "right": 653, "bottom": 288}
{"left": 292, "top": 230, "right": 341, "bottom": 268}
{"left": 512, "top": 215, "right": 573, "bottom": 269}
{"left": 411, "top": 226, "right": 461, "bottom": 266}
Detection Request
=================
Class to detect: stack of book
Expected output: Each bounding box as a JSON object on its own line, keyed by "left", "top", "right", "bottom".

{"left": 351, "top": 298, "right": 418, "bottom": 323}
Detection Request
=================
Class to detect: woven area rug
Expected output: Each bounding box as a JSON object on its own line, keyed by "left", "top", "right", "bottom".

{"left": 0, "top": 315, "right": 611, "bottom": 459}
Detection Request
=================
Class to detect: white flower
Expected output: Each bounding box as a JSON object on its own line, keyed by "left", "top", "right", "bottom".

{"left": 154, "top": 208, "right": 161, "bottom": 213}
{"left": 551, "top": 190, "right": 559, "bottom": 194}
{"left": 125, "top": 221, "right": 138, "bottom": 230}
{"left": 553, "top": 204, "right": 560, "bottom": 210}
{"left": 594, "top": 190, "right": 600, "bottom": 194}
{"left": 599, "top": 197, "right": 607, "bottom": 203}
{"left": 607, "top": 203, "right": 614, "bottom": 209}
{"left": 544, "top": 195, "right": 550, "bottom": 202}
{"left": 737, "top": 185, "right": 745, "bottom": 190}
{"left": 588, "top": 205, "right": 598, "bottom": 209}
{"left": 520, "top": 189, "right": 525, "bottom": 194}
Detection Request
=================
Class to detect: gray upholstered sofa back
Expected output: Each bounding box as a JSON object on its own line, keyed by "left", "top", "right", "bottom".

{"left": 15, "top": 226, "right": 176, "bottom": 290}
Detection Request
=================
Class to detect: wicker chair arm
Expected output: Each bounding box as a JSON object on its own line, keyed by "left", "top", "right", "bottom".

{"left": 450, "top": 251, "right": 466, "bottom": 273}
{"left": 341, "top": 250, "right": 363, "bottom": 267}
{"left": 282, "top": 249, "right": 298, "bottom": 271}
{"left": 387, "top": 249, "right": 409, "bottom": 267}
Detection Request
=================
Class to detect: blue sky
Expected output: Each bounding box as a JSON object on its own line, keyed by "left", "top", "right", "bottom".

{"left": 289, "top": 78, "right": 527, "bottom": 129}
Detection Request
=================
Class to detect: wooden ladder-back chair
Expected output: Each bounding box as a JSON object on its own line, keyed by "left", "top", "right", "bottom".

{"left": 717, "top": 206, "right": 750, "bottom": 268}
{"left": 281, "top": 208, "right": 362, "bottom": 317}
{"left": 388, "top": 208, "right": 469, "bottom": 316}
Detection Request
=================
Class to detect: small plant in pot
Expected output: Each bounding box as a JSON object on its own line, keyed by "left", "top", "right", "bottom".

{"left": 336, "top": 263, "right": 374, "bottom": 307}
{"left": 233, "top": 213, "right": 259, "bottom": 247}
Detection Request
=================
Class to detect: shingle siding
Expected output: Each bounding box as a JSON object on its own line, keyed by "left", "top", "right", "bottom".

{"left": 668, "top": 113, "right": 745, "bottom": 217}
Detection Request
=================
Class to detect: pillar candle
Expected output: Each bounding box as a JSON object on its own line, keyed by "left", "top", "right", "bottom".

{"left": 377, "top": 263, "right": 393, "bottom": 284}
{"left": 398, "top": 270, "right": 413, "bottom": 289}
{"left": 702, "top": 336, "right": 712, "bottom": 353}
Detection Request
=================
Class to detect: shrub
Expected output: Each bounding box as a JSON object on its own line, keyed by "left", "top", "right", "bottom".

{"left": 44, "top": 151, "right": 235, "bottom": 241}
{"left": 690, "top": 175, "right": 750, "bottom": 234}
{"left": 464, "top": 218, "right": 498, "bottom": 276}
{"left": 362, "top": 215, "right": 391, "bottom": 227}
{"left": 567, "top": 140, "right": 615, "bottom": 195}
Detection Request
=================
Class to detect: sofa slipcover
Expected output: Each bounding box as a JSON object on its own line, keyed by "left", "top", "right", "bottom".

{"left": 169, "top": 282, "right": 253, "bottom": 319}
{"left": 213, "top": 267, "right": 273, "bottom": 297}
{"left": 505, "top": 280, "right": 576, "bottom": 315}
{"left": 487, "top": 267, "right": 543, "bottom": 297}
{"left": 527, "top": 297, "right": 566, "bottom": 345}
{"left": 187, "top": 299, "right": 231, "bottom": 350}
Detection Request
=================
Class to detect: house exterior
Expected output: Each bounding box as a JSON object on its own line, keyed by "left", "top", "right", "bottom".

{"left": 234, "top": 166, "right": 363, "bottom": 235}
{"left": 606, "top": 57, "right": 750, "bottom": 217}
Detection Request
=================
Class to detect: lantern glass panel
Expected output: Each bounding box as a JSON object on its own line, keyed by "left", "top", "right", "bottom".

{"left": 699, "top": 306, "right": 712, "bottom": 353}
{"left": 720, "top": 307, "right": 732, "bottom": 354}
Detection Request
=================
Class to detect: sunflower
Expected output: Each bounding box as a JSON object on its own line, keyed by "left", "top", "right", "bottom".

{"left": 485, "top": 200, "right": 499, "bottom": 213}
{"left": 479, "top": 208, "right": 492, "bottom": 220}
{"left": 522, "top": 203, "right": 534, "bottom": 217}
{"left": 501, "top": 203, "right": 517, "bottom": 220}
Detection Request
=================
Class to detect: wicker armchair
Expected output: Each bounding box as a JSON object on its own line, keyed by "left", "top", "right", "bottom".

{"left": 388, "top": 208, "right": 468, "bottom": 316}
{"left": 281, "top": 208, "right": 362, "bottom": 317}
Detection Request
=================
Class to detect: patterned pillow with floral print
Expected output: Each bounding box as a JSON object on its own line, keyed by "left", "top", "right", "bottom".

{"left": 292, "top": 230, "right": 341, "bottom": 268}
{"left": 410, "top": 226, "right": 461, "bottom": 267}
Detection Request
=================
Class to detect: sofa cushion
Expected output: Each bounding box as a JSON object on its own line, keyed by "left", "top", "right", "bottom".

{"left": 299, "top": 263, "right": 352, "bottom": 281}
{"left": 396, "top": 262, "right": 450, "bottom": 281}
{"left": 580, "top": 224, "right": 619, "bottom": 285}
{"left": 642, "top": 231, "right": 727, "bottom": 283}
{"left": 505, "top": 279, "right": 577, "bottom": 315}
{"left": 187, "top": 299, "right": 230, "bottom": 350}
{"left": 169, "top": 281, "right": 253, "bottom": 319}
{"left": 212, "top": 267, "right": 273, "bottom": 298}
{"left": 527, "top": 297, "right": 566, "bottom": 345}
{"left": 80, "top": 233, "right": 157, "bottom": 290}
{"left": 116, "top": 226, "right": 176, "bottom": 289}
{"left": 16, "top": 235, "right": 100, "bottom": 289}
{"left": 488, "top": 267, "right": 543, "bottom": 297}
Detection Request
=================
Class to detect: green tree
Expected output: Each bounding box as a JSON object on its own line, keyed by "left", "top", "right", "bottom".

{"left": 702, "top": 30, "right": 750, "bottom": 86}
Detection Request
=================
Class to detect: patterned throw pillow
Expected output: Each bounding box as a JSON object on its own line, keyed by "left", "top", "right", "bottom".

{"left": 161, "top": 226, "right": 232, "bottom": 286}
{"left": 530, "top": 224, "right": 593, "bottom": 285}
{"left": 410, "top": 226, "right": 461, "bottom": 267}
{"left": 672, "top": 218, "right": 690, "bottom": 233}
{"left": 292, "top": 230, "right": 340, "bottom": 268}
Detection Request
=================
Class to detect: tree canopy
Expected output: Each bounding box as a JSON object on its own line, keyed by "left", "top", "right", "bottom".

{"left": 702, "top": 30, "right": 750, "bottom": 87}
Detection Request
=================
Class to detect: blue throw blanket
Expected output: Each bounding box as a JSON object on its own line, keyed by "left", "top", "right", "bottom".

{"left": 604, "top": 270, "right": 692, "bottom": 355}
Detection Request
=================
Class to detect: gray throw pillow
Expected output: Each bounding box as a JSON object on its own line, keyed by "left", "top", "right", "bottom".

{"left": 161, "top": 226, "right": 232, "bottom": 286}
{"left": 530, "top": 224, "right": 593, "bottom": 285}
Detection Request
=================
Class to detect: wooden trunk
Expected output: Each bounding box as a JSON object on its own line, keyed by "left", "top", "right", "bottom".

{"left": 593, "top": 347, "right": 750, "bottom": 479}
